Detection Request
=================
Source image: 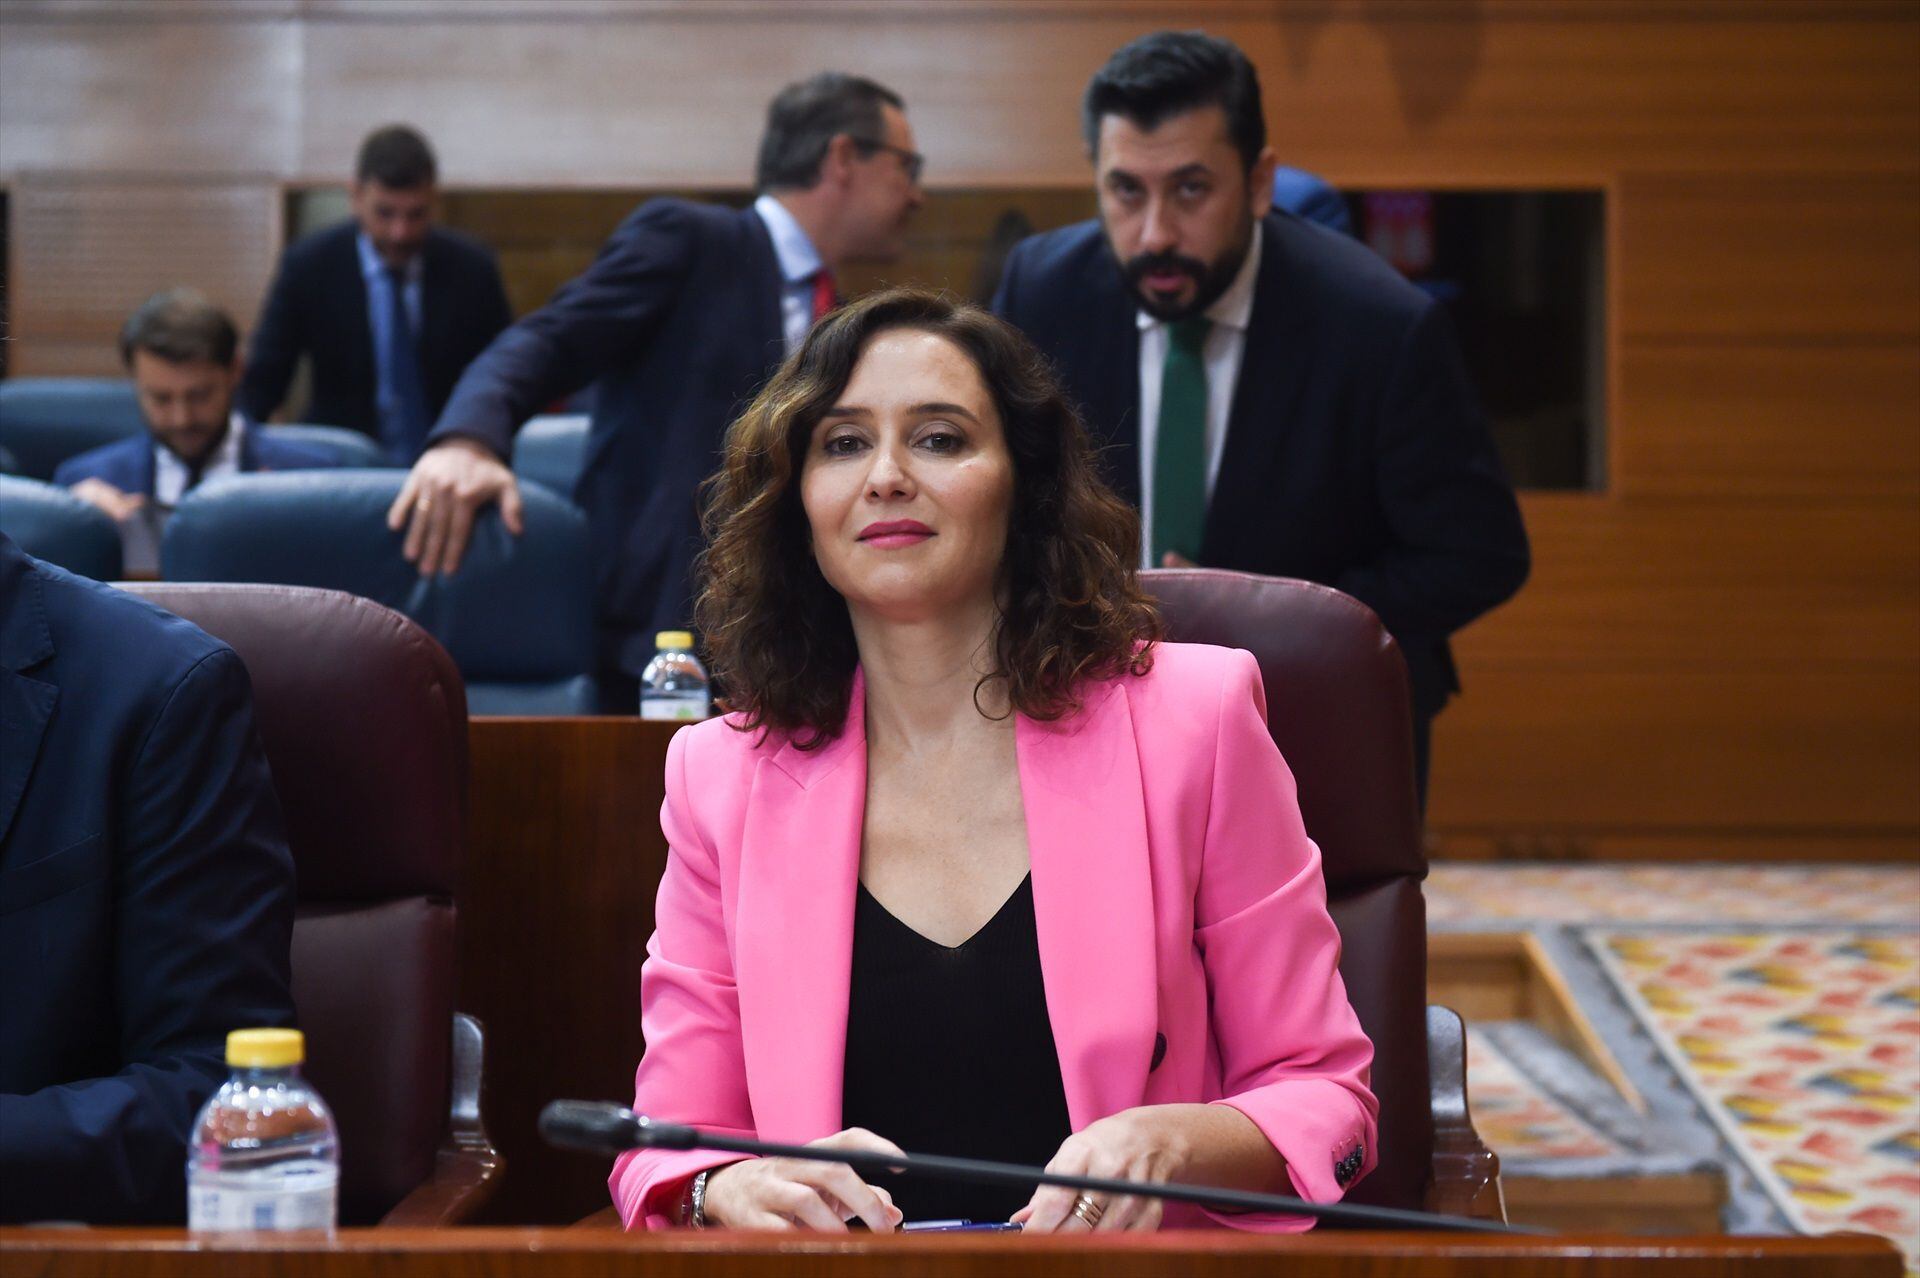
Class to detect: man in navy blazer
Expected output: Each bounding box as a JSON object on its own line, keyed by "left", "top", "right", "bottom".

{"left": 386, "top": 74, "right": 924, "bottom": 702}
{"left": 994, "top": 33, "right": 1529, "bottom": 800}
{"left": 56, "top": 290, "right": 339, "bottom": 575}
{"left": 240, "top": 125, "right": 513, "bottom": 461}
{"left": 0, "top": 529, "right": 297, "bottom": 1222}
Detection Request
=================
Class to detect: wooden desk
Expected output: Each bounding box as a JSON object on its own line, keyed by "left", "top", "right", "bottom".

{"left": 1, "top": 1227, "right": 1902, "bottom": 1278}
{"left": 463, "top": 717, "right": 675, "bottom": 1223}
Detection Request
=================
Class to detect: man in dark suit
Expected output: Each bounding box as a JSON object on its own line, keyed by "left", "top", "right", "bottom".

{"left": 57, "top": 289, "right": 340, "bottom": 575}
{"left": 994, "top": 32, "right": 1529, "bottom": 802}
{"left": 0, "top": 528, "right": 297, "bottom": 1223}
{"left": 387, "top": 73, "right": 923, "bottom": 703}
{"left": 240, "top": 124, "right": 513, "bottom": 462}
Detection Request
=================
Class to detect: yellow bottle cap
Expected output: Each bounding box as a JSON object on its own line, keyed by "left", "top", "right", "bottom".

{"left": 655, "top": 631, "right": 694, "bottom": 650}
{"left": 226, "top": 1028, "right": 304, "bottom": 1069}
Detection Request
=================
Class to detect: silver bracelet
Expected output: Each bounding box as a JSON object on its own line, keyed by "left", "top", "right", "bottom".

{"left": 688, "top": 1168, "right": 712, "bottom": 1229}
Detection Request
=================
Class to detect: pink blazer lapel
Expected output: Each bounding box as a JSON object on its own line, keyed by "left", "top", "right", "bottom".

{"left": 1017, "top": 679, "right": 1158, "bottom": 1130}
{"left": 732, "top": 676, "right": 867, "bottom": 1142}
{"left": 731, "top": 671, "right": 1158, "bottom": 1142}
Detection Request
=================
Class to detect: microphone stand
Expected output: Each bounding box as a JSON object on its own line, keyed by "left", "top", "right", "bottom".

{"left": 540, "top": 1101, "right": 1540, "bottom": 1234}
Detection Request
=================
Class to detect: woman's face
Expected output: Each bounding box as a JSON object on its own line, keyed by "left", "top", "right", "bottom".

{"left": 801, "top": 328, "right": 1015, "bottom": 625}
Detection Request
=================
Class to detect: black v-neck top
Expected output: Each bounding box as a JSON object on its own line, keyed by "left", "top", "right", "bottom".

{"left": 839, "top": 874, "right": 1073, "bottom": 1224}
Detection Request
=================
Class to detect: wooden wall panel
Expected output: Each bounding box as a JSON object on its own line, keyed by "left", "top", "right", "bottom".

{"left": 20, "top": 1, "right": 1878, "bottom": 190}
{"left": 1615, "top": 345, "right": 1920, "bottom": 499}
{"left": 1617, "top": 174, "right": 1920, "bottom": 343}
{"left": 1429, "top": 664, "right": 1920, "bottom": 832}
{"left": 0, "top": 18, "right": 298, "bottom": 178}
{"left": 1454, "top": 498, "right": 1920, "bottom": 671}
{"left": 1260, "top": 8, "right": 1919, "bottom": 185}
{"left": 8, "top": 180, "right": 281, "bottom": 375}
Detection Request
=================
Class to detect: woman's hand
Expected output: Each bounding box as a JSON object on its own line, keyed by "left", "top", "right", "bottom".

{"left": 1012, "top": 1106, "right": 1193, "bottom": 1233}
{"left": 699, "top": 1127, "right": 906, "bottom": 1232}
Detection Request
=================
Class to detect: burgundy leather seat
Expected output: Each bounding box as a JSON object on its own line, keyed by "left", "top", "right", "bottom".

{"left": 123, "top": 583, "right": 496, "bottom": 1225}
{"left": 1141, "top": 568, "right": 1432, "bottom": 1213}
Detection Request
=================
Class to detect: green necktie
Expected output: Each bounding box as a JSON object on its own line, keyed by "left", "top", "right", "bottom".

{"left": 1152, "top": 316, "right": 1211, "bottom": 564}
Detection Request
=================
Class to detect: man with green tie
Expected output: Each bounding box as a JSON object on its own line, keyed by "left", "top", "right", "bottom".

{"left": 992, "top": 31, "right": 1530, "bottom": 804}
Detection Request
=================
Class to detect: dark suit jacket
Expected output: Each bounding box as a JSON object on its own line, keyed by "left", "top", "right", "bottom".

{"left": 240, "top": 221, "right": 513, "bottom": 440}
{"left": 993, "top": 212, "right": 1530, "bottom": 722}
{"left": 429, "top": 199, "right": 787, "bottom": 675}
{"left": 52, "top": 425, "right": 341, "bottom": 495}
{"left": 0, "top": 532, "right": 296, "bottom": 1223}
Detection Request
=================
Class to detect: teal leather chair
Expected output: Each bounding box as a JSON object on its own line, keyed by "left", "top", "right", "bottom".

{"left": 0, "top": 474, "right": 122, "bottom": 579}
{"left": 162, "top": 470, "right": 596, "bottom": 714}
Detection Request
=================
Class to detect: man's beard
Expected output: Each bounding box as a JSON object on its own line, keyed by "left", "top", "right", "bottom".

{"left": 155, "top": 413, "right": 232, "bottom": 471}
{"left": 378, "top": 238, "right": 425, "bottom": 269}
{"left": 1116, "top": 225, "right": 1253, "bottom": 322}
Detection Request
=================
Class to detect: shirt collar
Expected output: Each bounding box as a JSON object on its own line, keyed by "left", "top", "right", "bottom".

{"left": 1135, "top": 225, "right": 1263, "bottom": 334}
{"left": 357, "top": 230, "right": 423, "bottom": 284}
{"left": 153, "top": 411, "right": 246, "bottom": 501}
{"left": 753, "top": 193, "right": 825, "bottom": 285}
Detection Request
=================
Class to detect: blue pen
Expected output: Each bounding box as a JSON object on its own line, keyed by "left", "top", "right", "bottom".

{"left": 901, "top": 1220, "right": 1024, "bottom": 1233}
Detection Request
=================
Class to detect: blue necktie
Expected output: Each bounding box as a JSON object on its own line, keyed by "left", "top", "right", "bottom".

{"left": 382, "top": 266, "right": 431, "bottom": 462}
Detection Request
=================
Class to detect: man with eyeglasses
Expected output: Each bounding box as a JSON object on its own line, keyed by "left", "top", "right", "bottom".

{"left": 391, "top": 72, "right": 924, "bottom": 706}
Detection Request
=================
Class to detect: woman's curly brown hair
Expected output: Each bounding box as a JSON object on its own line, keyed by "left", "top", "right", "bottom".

{"left": 696, "top": 287, "right": 1159, "bottom": 746}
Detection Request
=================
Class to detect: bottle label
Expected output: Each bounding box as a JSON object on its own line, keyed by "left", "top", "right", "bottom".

{"left": 640, "top": 700, "right": 708, "bottom": 722}
{"left": 189, "top": 1171, "right": 337, "bottom": 1232}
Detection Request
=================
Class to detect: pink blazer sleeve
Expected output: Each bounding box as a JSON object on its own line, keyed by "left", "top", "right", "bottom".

{"left": 609, "top": 727, "right": 755, "bottom": 1229}
{"left": 1197, "top": 649, "right": 1379, "bottom": 1227}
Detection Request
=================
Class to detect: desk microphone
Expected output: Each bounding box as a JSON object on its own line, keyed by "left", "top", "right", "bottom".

{"left": 538, "top": 1099, "right": 1536, "bottom": 1234}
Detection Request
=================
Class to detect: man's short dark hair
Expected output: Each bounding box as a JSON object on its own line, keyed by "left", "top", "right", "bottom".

{"left": 1082, "top": 31, "right": 1266, "bottom": 170}
{"left": 755, "top": 72, "right": 905, "bottom": 191}
{"left": 119, "top": 289, "right": 239, "bottom": 369}
{"left": 355, "top": 124, "right": 438, "bottom": 190}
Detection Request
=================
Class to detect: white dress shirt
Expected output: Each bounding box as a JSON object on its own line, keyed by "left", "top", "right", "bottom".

{"left": 153, "top": 411, "right": 247, "bottom": 507}
{"left": 753, "top": 194, "right": 826, "bottom": 353}
{"left": 1134, "top": 230, "right": 1263, "bottom": 567}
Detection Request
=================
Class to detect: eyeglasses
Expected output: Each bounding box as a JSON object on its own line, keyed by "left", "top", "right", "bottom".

{"left": 854, "top": 138, "right": 925, "bottom": 185}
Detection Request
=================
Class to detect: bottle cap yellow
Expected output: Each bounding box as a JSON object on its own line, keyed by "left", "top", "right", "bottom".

{"left": 655, "top": 631, "right": 694, "bottom": 650}
{"left": 226, "top": 1028, "right": 305, "bottom": 1069}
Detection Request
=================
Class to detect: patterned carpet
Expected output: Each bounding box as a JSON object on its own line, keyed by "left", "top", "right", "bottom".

{"left": 1429, "top": 862, "right": 1920, "bottom": 1268}
{"left": 1468, "top": 1029, "right": 1624, "bottom": 1161}
{"left": 1429, "top": 864, "right": 1920, "bottom": 929}
{"left": 1589, "top": 930, "right": 1920, "bottom": 1268}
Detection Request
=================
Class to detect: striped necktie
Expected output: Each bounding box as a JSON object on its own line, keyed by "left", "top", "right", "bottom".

{"left": 1151, "top": 316, "right": 1211, "bottom": 564}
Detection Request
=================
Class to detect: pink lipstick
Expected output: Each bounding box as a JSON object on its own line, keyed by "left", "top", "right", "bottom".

{"left": 858, "top": 519, "right": 934, "bottom": 548}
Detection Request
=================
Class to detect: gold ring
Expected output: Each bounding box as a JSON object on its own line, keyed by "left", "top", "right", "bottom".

{"left": 1069, "top": 1194, "right": 1104, "bottom": 1227}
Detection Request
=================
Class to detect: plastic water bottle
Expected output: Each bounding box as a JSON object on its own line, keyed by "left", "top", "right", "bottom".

{"left": 640, "top": 630, "right": 711, "bottom": 721}
{"left": 187, "top": 1029, "right": 339, "bottom": 1232}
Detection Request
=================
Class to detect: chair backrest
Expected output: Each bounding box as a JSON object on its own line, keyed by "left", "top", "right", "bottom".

{"left": 262, "top": 423, "right": 393, "bottom": 468}
{"left": 512, "top": 414, "right": 590, "bottom": 504}
{"left": 161, "top": 469, "right": 597, "bottom": 714}
{"left": 119, "top": 583, "right": 465, "bottom": 1225}
{"left": 1140, "top": 567, "right": 1429, "bottom": 1212}
{"left": 0, "top": 475, "right": 123, "bottom": 579}
{"left": 0, "top": 378, "right": 144, "bottom": 480}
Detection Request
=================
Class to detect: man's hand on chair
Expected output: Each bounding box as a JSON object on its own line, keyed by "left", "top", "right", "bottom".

{"left": 69, "top": 478, "right": 147, "bottom": 524}
{"left": 387, "top": 437, "right": 524, "bottom": 577}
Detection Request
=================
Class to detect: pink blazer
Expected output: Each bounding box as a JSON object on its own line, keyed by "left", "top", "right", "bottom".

{"left": 611, "top": 641, "right": 1377, "bottom": 1230}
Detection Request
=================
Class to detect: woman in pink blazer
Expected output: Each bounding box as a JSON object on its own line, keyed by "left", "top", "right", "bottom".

{"left": 611, "top": 289, "right": 1376, "bottom": 1234}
